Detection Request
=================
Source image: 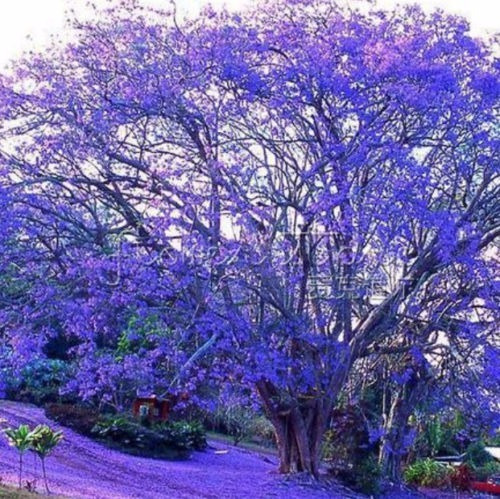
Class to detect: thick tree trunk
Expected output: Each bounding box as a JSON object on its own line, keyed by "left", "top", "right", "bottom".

{"left": 271, "top": 409, "right": 324, "bottom": 475}
{"left": 257, "top": 380, "right": 329, "bottom": 477}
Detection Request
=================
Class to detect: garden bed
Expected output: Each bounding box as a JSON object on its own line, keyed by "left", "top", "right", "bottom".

{"left": 44, "top": 403, "right": 206, "bottom": 460}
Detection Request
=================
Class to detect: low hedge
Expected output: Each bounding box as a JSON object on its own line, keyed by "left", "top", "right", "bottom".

{"left": 92, "top": 415, "right": 207, "bottom": 458}
{"left": 45, "top": 403, "right": 206, "bottom": 460}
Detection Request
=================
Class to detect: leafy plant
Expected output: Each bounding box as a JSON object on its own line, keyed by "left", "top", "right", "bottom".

{"left": 16, "top": 359, "right": 71, "bottom": 405}
{"left": 403, "top": 458, "right": 451, "bottom": 487}
{"left": 413, "top": 412, "right": 465, "bottom": 458}
{"left": 156, "top": 420, "right": 207, "bottom": 451}
{"left": 4, "top": 425, "right": 37, "bottom": 488}
{"left": 465, "top": 440, "right": 492, "bottom": 468}
{"left": 323, "top": 405, "right": 370, "bottom": 465}
{"left": 248, "top": 416, "right": 275, "bottom": 447}
{"left": 426, "top": 417, "right": 446, "bottom": 457}
{"left": 462, "top": 441, "right": 499, "bottom": 482}
{"left": 473, "top": 461, "right": 500, "bottom": 481}
{"left": 91, "top": 415, "right": 206, "bottom": 457}
{"left": 30, "top": 425, "right": 64, "bottom": 494}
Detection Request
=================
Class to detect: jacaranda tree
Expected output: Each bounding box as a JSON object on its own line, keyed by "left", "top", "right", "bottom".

{"left": 0, "top": 0, "right": 498, "bottom": 476}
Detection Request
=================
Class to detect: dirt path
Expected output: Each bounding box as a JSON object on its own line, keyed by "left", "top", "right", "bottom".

{"left": 0, "top": 401, "right": 341, "bottom": 498}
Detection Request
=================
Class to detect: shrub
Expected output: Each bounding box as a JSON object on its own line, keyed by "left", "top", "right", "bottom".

{"left": 92, "top": 416, "right": 162, "bottom": 447}
{"left": 249, "top": 416, "right": 275, "bottom": 447}
{"left": 91, "top": 415, "right": 207, "bottom": 458}
{"left": 5, "top": 359, "right": 72, "bottom": 405}
{"left": 403, "top": 458, "right": 451, "bottom": 487}
{"left": 472, "top": 461, "right": 499, "bottom": 482}
{"left": 202, "top": 403, "right": 274, "bottom": 447}
{"left": 45, "top": 403, "right": 100, "bottom": 436}
{"left": 323, "top": 405, "right": 370, "bottom": 465}
{"left": 156, "top": 421, "right": 207, "bottom": 451}
{"left": 207, "top": 406, "right": 255, "bottom": 445}
{"left": 461, "top": 440, "right": 500, "bottom": 481}
{"left": 465, "top": 440, "right": 493, "bottom": 468}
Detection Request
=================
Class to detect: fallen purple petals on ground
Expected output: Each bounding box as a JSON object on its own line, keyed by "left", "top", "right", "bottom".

{"left": 0, "top": 401, "right": 345, "bottom": 498}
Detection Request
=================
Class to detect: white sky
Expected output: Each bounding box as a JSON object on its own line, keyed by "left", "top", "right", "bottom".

{"left": 0, "top": 0, "right": 498, "bottom": 68}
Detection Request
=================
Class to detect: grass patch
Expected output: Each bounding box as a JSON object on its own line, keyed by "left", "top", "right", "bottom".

{"left": 207, "top": 431, "right": 277, "bottom": 457}
{"left": 0, "top": 484, "right": 65, "bottom": 498}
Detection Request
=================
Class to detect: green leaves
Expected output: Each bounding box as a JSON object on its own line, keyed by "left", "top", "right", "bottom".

{"left": 4, "top": 424, "right": 37, "bottom": 454}
{"left": 4, "top": 423, "right": 64, "bottom": 456}
{"left": 91, "top": 414, "right": 206, "bottom": 454}
{"left": 31, "top": 424, "right": 64, "bottom": 458}
{"left": 403, "top": 458, "right": 450, "bottom": 487}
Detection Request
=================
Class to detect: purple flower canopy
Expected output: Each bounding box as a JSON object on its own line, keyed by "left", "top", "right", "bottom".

{"left": 0, "top": 0, "right": 497, "bottom": 475}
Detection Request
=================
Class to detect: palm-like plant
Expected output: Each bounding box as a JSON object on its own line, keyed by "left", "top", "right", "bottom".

{"left": 4, "top": 424, "right": 37, "bottom": 488}
{"left": 31, "top": 425, "right": 63, "bottom": 494}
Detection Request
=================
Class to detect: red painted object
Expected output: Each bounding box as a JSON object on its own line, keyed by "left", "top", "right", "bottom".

{"left": 132, "top": 392, "right": 190, "bottom": 423}
{"left": 132, "top": 395, "right": 170, "bottom": 422}
{"left": 470, "top": 481, "right": 500, "bottom": 495}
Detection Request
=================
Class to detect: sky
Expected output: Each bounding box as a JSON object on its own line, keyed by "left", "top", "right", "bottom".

{"left": 0, "top": 0, "right": 498, "bottom": 68}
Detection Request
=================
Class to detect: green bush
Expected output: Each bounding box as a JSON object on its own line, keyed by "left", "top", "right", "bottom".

{"left": 464, "top": 441, "right": 499, "bottom": 481}
{"left": 208, "top": 406, "right": 254, "bottom": 445}
{"left": 412, "top": 412, "right": 465, "bottom": 458}
{"left": 91, "top": 415, "right": 206, "bottom": 457}
{"left": 156, "top": 420, "right": 207, "bottom": 451}
{"left": 465, "top": 440, "right": 493, "bottom": 468}
{"left": 92, "top": 416, "right": 175, "bottom": 457}
{"left": 485, "top": 432, "right": 500, "bottom": 446}
{"left": 322, "top": 405, "right": 369, "bottom": 465}
{"left": 403, "top": 458, "right": 451, "bottom": 487}
{"left": 5, "top": 359, "right": 71, "bottom": 405}
{"left": 473, "top": 461, "right": 500, "bottom": 481}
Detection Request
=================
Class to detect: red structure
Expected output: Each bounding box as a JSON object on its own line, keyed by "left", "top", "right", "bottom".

{"left": 132, "top": 395, "right": 170, "bottom": 423}
{"left": 470, "top": 481, "right": 500, "bottom": 495}
{"left": 132, "top": 392, "right": 190, "bottom": 423}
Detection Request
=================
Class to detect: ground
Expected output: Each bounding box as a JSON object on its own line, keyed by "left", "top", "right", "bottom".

{"left": 0, "top": 401, "right": 479, "bottom": 499}
{"left": 0, "top": 401, "right": 358, "bottom": 498}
